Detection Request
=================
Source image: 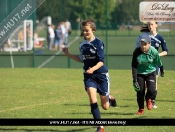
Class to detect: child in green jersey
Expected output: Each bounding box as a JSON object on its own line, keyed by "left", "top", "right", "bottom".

{"left": 131, "top": 35, "right": 164, "bottom": 115}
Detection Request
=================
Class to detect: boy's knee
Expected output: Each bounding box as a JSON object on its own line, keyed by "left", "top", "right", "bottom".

{"left": 101, "top": 104, "right": 109, "bottom": 110}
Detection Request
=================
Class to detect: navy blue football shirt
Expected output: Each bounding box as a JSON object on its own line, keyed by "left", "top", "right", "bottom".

{"left": 79, "top": 37, "right": 108, "bottom": 74}
{"left": 136, "top": 32, "right": 168, "bottom": 53}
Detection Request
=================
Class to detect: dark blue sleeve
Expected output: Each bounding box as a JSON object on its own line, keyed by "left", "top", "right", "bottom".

{"left": 135, "top": 35, "right": 141, "bottom": 47}
{"left": 96, "top": 41, "right": 105, "bottom": 63}
{"left": 159, "top": 35, "right": 168, "bottom": 53}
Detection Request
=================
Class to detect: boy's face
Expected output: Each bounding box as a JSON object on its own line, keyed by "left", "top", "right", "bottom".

{"left": 140, "top": 41, "right": 150, "bottom": 53}
{"left": 148, "top": 21, "right": 157, "bottom": 32}
{"left": 82, "top": 24, "right": 94, "bottom": 41}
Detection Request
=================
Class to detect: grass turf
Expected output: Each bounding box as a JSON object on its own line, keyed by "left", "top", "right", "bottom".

{"left": 0, "top": 68, "right": 175, "bottom": 131}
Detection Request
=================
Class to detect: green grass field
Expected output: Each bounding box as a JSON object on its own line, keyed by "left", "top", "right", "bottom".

{"left": 0, "top": 68, "right": 175, "bottom": 132}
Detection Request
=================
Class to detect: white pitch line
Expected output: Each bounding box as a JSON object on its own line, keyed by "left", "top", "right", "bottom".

{"left": 0, "top": 101, "right": 60, "bottom": 113}
{"left": 37, "top": 36, "right": 79, "bottom": 68}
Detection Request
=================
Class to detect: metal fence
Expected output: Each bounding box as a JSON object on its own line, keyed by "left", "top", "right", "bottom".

{"left": 0, "top": 54, "right": 175, "bottom": 70}
{"left": 0, "top": 0, "right": 175, "bottom": 70}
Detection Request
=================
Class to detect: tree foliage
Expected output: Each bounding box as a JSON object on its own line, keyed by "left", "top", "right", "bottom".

{"left": 113, "top": 0, "right": 142, "bottom": 24}
{"left": 36, "top": 0, "right": 141, "bottom": 28}
{"left": 37, "top": 0, "right": 116, "bottom": 26}
{"left": 68, "top": 0, "right": 116, "bottom": 27}
{"left": 36, "top": 0, "right": 72, "bottom": 22}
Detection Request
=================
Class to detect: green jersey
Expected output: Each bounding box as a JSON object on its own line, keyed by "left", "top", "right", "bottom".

{"left": 132, "top": 46, "right": 163, "bottom": 81}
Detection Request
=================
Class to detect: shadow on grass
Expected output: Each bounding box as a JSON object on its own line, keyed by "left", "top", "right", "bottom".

{"left": 0, "top": 127, "right": 93, "bottom": 132}
{"left": 122, "top": 99, "right": 135, "bottom": 101}
{"left": 63, "top": 103, "right": 89, "bottom": 106}
{"left": 63, "top": 104, "right": 131, "bottom": 108}
{"left": 70, "top": 111, "right": 136, "bottom": 116}
{"left": 156, "top": 99, "right": 175, "bottom": 102}
{"left": 131, "top": 117, "right": 147, "bottom": 119}
{"left": 101, "top": 112, "right": 136, "bottom": 116}
{"left": 117, "top": 105, "right": 130, "bottom": 107}
{"left": 124, "top": 99, "right": 175, "bottom": 103}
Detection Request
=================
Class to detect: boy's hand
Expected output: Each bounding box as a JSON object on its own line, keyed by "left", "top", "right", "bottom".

{"left": 160, "top": 66, "right": 164, "bottom": 77}
{"left": 133, "top": 81, "right": 140, "bottom": 92}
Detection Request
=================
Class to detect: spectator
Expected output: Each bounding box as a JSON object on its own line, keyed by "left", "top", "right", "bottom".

{"left": 65, "top": 19, "right": 72, "bottom": 35}
{"left": 46, "top": 24, "right": 50, "bottom": 48}
{"left": 60, "top": 22, "right": 66, "bottom": 47}
{"left": 34, "top": 32, "right": 43, "bottom": 48}
{"left": 18, "top": 30, "right": 24, "bottom": 51}
{"left": 26, "top": 26, "right": 30, "bottom": 49}
{"left": 48, "top": 24, "right": 55, "bottom": 51}
{"left": 64, "top": 22, "right": 69, "bottom": 46}
{"left": 53, "top": 22, "right": 64, "bottom": 51}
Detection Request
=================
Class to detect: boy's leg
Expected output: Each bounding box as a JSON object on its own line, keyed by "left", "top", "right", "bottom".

{"left": 137, "top": 74, "right": 146, "bottom": 110}
{"left": 98, "top": 72, "right": 117, "bottom": 108}
{"left": 152, "top": 75, "right": 158, "bottom": 108}
{"left": 100, "top": 95, "right": 110, "bottom": 110}
{"left": 109, "top": 94, "right": 117, "bottom": 107}
{"left": 87, "top": 87, "right": 104, "bottom": 132}
{"left": 152, "top": 66, "right": 159, "bottom": 108}
{"left": 87, "top": 87, "right": 101, "bottom": 119}
{"left": 145, "top": 71, "right": 156, "bottom": 110}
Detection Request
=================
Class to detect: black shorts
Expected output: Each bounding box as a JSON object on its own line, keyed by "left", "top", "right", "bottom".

{"left": 137, "top": 71, "right": 156, "bottom": 93}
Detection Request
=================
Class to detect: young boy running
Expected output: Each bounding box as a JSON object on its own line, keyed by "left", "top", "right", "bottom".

{"left": 132, "top": 35, "right": 164, "bottom": 115}
{"left": 62, "top": 19, "right": 116, "bottom": 132}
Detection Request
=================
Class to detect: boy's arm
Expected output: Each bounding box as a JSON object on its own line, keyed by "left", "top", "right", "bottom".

{"left": 132, "top": 50, "right": 140, "bottom": 91}
{"left": 159, "top": 36, "right": 168, "bottom": 56}
{"left": 132, "top": 49, "right": 139, "bottom": 82}
{"left": 154, "top": 52, "right": 163, "bottom": 67}
{"left": 154, "top": 52, "right": 164, "bottom": 77}
{"left": 86, "top": 61, "right": 104, "bottom": 74}
{"left": 62, "top": 47, "right": 83, "bottom": 63}
{"left": 66, "top": 53, "right": 82, "bottom": 63}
